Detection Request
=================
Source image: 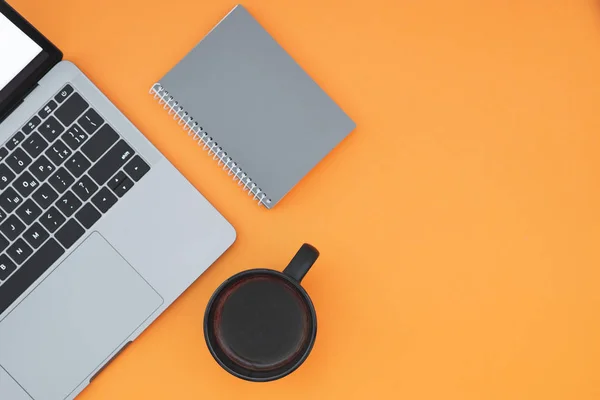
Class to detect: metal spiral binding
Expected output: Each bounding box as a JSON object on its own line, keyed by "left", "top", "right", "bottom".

{"left": 149, "top": 83, "right": 272, "bottom": 207}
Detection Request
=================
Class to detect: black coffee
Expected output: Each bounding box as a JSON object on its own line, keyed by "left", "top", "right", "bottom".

{"left": 212, "top": 275, "right": 311, "bottom": 371}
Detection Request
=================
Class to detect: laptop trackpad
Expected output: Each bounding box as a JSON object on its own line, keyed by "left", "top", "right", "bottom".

{"left": 0, "top": 232, "right": 163, "bottom": 400}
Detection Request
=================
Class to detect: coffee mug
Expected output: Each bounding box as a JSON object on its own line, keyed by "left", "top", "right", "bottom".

{"left": 204, "top": 244, "right": 319, "bottom": 382}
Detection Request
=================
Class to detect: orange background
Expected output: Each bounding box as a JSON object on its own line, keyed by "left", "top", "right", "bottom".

{"left": 9, "top": 0, "right": 600, "bottom": 398}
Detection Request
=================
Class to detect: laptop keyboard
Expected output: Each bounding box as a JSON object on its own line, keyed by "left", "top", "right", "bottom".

{"left": 0, "top": 85, "right": 151, "bottom": 314}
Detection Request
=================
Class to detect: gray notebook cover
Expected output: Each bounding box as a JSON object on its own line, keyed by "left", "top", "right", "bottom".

{"left": 157, "top": 5, "right": 355, "bottom": 208}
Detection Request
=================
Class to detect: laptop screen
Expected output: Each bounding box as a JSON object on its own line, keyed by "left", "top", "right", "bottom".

{"left": 0, "top": 2, "right": 61, "bottom": 121}
{"left": 0, "top": 13, "right": 43, "bottom": 92}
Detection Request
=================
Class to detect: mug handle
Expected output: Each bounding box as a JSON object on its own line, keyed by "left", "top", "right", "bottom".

{"left": 283, "top": 244, "right": 320, "bottom": 283}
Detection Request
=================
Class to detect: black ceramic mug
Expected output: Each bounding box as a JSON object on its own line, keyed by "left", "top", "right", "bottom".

{"left": 204, "top": 244, "right": 319, "bottom": 382}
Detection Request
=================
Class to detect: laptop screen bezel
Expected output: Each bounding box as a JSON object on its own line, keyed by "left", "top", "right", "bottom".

{"left": 0, "top": 2, "right": 62, "bottom": 121}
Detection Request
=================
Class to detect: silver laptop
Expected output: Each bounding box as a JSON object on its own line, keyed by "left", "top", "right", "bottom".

{"left": 0, "top": 3, "right": 236, "bottom": 399}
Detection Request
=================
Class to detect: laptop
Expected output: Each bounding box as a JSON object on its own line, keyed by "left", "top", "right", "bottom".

{"left": 0, "top": 3, "right": 236, "bottom": 399}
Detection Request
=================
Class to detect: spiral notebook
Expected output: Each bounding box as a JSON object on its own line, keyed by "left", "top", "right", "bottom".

{"left": 149, "top": 5, "right": 355, "bottom": 208}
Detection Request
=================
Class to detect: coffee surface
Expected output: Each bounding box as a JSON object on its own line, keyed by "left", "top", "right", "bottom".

{"left": 213, "top": 275, "right": 310, "bottom": 371}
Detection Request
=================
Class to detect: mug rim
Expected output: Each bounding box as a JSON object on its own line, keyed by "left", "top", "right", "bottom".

{"left": 204, "top": 268, "right": 318, "bottom": 382}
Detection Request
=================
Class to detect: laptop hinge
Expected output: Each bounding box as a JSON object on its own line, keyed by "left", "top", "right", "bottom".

{"left": 0, "top": 83, "right": 40, "bottom": 125}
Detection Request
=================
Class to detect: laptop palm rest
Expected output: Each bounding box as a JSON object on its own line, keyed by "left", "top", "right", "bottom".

{"left": 0, "top": 232, "right": 163, "bottom": 400}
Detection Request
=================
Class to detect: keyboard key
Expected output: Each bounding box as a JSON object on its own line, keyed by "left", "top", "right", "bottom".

{"left": 55, "top": 219, "right": 85, "bottom": 249}
{"left": 65, "top": 152, "right": 91, "bottom": 178}
{"left": 78, "top": 108, "right": 104, "bottom": 134}
{"left": 73, "top": 175, "right": 98, "bottom": 202}
{"left": 54, "top": 84, "right": 74, "bottom": 104}
{"left": 13, "top": 171, "right": 39, "bottom": 197}
{"left": 81, "top": 124, "right": 118, "bottom": 162}
{"left": 0, "top": 209, "right": 6, "bottom": 225}
{"left": 16, "top": 199, "right": 43, "bottom": 226}
{"left": 38, "top": 116, "right": 65, "bottom": 143}
{"left": 0, "top": 163, "right": 16, "bottom": 190}
{"left": 7, "top": 239, "right": 33, "bottom": 265}
{"left": 88, "top": 140, "right": 134, "bottom": 185}
{"left": 61, "top": 124, "right": 88, "bottom": 150}
{"left": 0, "top": 238, "right": 65, "bottom": 314}
{"left": 92, "top": 187, "right": 117, "bottom": 213}
{"left": 48, "top": 167, "right": 75, "bottom": 194}
{"left": 32, "top": 183, "right": 59, "bottom": 209}
{"left": 23, "top": 222, "right": 49, "bottom": 249}
{"left": 75, "top": 203, "right": 101, "bottom": 229}
{"left": 55, "top": 92, "right": 88, "bottom": 126}
{"left": 0, "top": 147, "right": 8, "bottom": 162}
{"left": 38, "top": 100, "right": 58, "bottom": 119}
{"left": 22, "top": 132, "right": 49, "bottom": 158}
{"left": 0, "top": 255, "right": 16, "bottom": 282}
{"left": 0, "top": 187, "right": 23, "bottom": 213}
{"left": 0, "top": 215, "right": 25, "bottom": 241}
{"left": 29, "top": 155, "right": 56, "bottom": 181}
{"left": 107, "top": 170, "right": 128, "bottom": 190}
{"left": 45, "top": 139, "right": 72, "bottom": 166}
{"left": 7, "top": 132, "right": 24, "bottom": 151}
{"left": 40, "top": 206, "right": 66, "bottom": 233}
{"left": 22, "top": 116, "right": 41, "bottom": 135}
{"left": 6, "top": 148, "right": 32, "bottom": 174}
{"left": 113, "top": 175, "right": 134, "bottom": 197}
{"left": 124, "top": 155, "right": 150, "bottom": 182}
{"left": 0, "top": 233, "right": 8, "bottom": 253}
{"left": 56, "top": 191, "right": 82, "bottom": 217}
